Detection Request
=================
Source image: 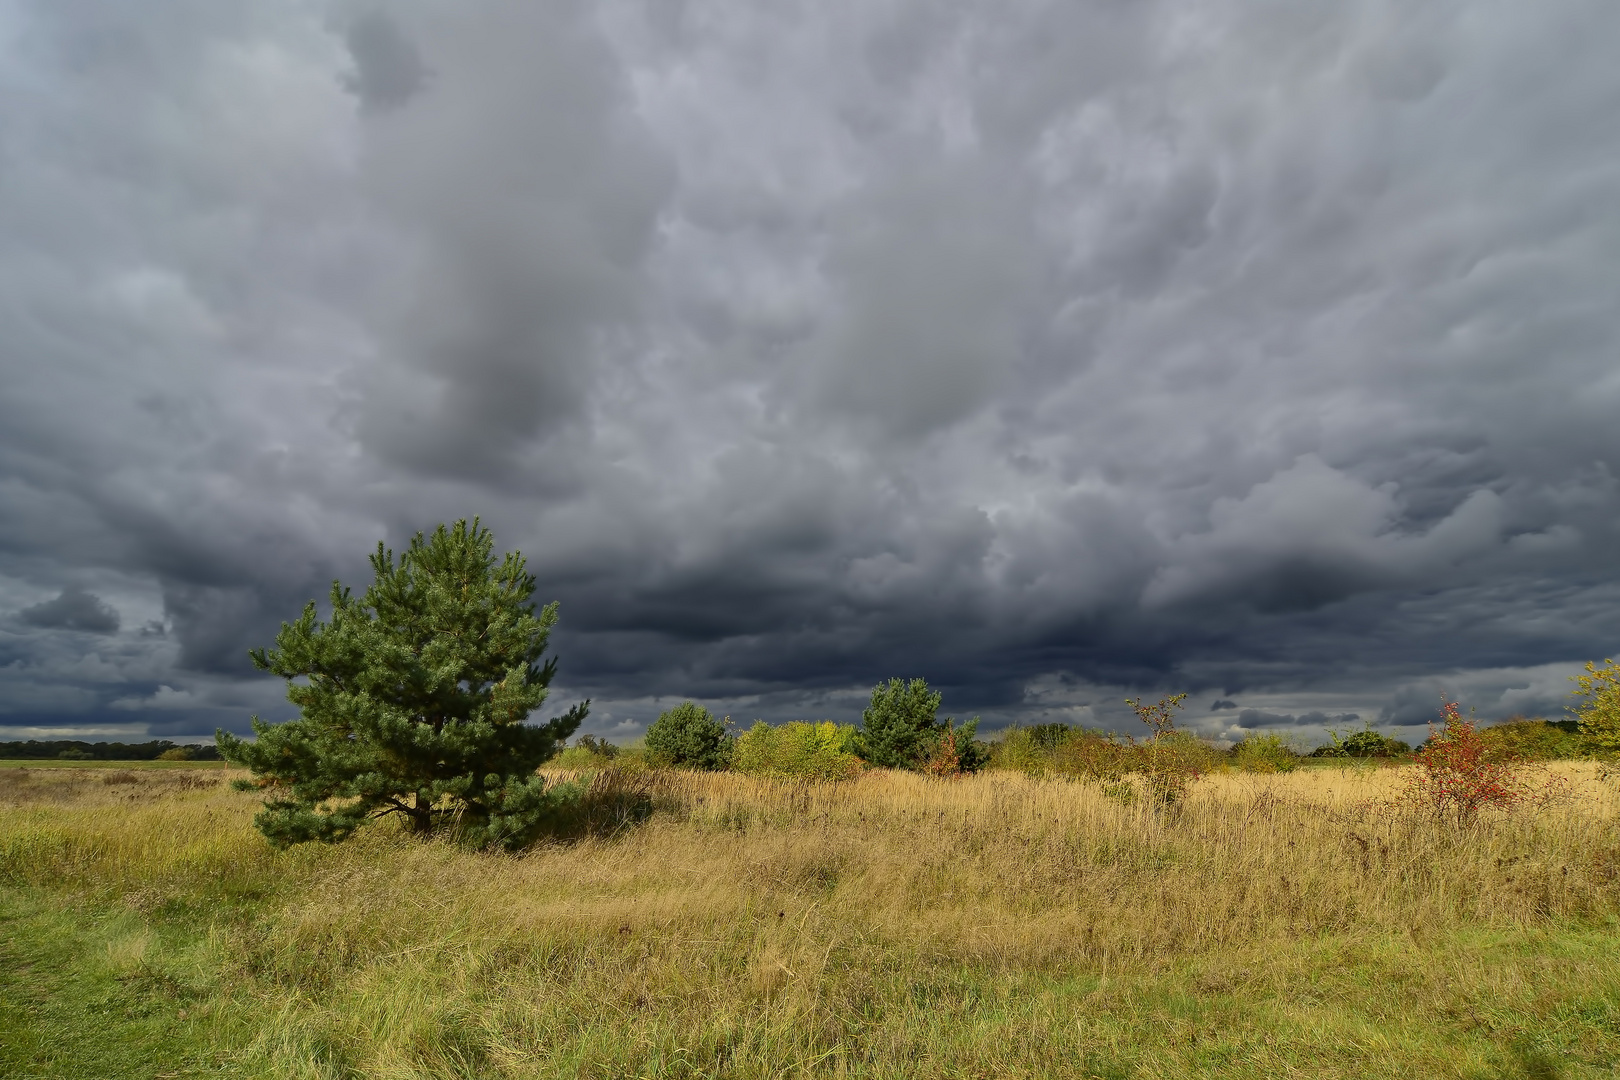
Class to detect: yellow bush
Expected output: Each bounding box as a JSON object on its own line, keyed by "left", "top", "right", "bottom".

{"left": 732, "top": 721, "right": 862, "bottom": 781}
{"left": 1572, "top": 658, "right": 1620, "bottom": 757}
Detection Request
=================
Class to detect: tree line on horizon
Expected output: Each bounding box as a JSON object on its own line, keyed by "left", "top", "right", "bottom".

{"left": 0, "top": 738, "right": 222, "bottom": 762}
{"left": 23, "top": 519, "right": 1602, "bottom": 852}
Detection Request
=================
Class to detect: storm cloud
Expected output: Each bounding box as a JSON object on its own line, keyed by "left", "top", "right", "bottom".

{"left": 19, "top": 589, "right": 120, "bottom": 635}
{"left": 1, "top": 0, "right": 1616, "bottom": 747}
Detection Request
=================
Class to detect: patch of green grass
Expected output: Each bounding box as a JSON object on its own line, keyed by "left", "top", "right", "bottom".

{"left": 0, "top": 889, "right": 238, "bottom": 1078}
{"left": 7, "top": 882, "right": 1618, "bottom": 1077}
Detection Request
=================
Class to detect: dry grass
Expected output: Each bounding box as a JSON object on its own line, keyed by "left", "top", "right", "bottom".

{"left": 3, "top": 762, "right": 1619, "bottom": 1077}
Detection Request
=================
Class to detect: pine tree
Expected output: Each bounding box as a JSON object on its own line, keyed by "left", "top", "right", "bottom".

{"left": 856, "top": 677, "right": 944, "bottom": 769}
{"left": 217, "top": 520, "right": 588, "bottom": 849}
{"left": 644, "top": 701, "right": 733, "bottom": 769}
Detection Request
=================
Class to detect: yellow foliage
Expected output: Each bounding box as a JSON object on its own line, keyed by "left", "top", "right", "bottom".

{"left": 732, "top": 720, "right": 861, "bottom": 781}
{"left": 1572, "top": 657, "right": 1620, "bottom": 756}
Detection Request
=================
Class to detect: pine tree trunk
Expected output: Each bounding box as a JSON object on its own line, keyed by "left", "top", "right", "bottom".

{"left": 410, "top": 790, "right": 434, "bottom": 834}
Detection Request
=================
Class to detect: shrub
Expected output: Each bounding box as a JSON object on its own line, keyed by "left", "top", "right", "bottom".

{"left": 987, "top": 727, "right": 1051, "bottom": 775}
{"left": 1050, "top": 731, "right": 1137, "bottom": 783}
{"left": 216, "top": 519, "right": 589, "bottom": 848}
{"left": 856, "top": 678, "right": 944, "bottom": 769}
{"left": 1126, "top": 693, "right": 1210, "bottom": 807}
{"left": 921, "top": 718, "right": 989, "bottom": 777}
{"left": 645, "top": 702, "right": 733, "bottom": 770}
{"left": 1023, "top": 724, "right": 1075, "bottom": 754}
{"left": 1571, "top": 658, "right": 1620, "bottom": 757}
{"left": 1404, "top": 701, "right": 1569, "bottom": 824}
{"left": 1478, "top": 718, "right": 1583, "bottom": 762}
{"left": 1311, "top": 725, "right": 1411, "bottom": 758}
{"left": 156, "top": 747, "right": 195, "bottom": 762}
{"left": 1230, "top": 733, "right": 1299, "bottom": 774}
{"left": 733, "top": 721, "right": 861, "bottom": 781}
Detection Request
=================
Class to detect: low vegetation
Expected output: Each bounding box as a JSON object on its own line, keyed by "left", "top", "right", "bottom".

{"left": 4, "top": 760, "right": 1620, "bottom": 1078}
{"left": 7, "top": 519, "right": 1616, "bottom": 1074}
{"left": 733, "top": 720, "right": 862, "bottom": 781}
{"left": 644, "top": 702, "right": 734, "bottom": 771}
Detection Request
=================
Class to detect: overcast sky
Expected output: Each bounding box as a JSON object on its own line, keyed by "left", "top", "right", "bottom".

{"left": 2, "top": 0, "right": 1617, "bottom": 748}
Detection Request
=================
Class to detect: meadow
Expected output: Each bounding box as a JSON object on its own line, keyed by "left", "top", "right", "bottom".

{"left": 3, "top": 759, "right": 1619, "bottom": 1079}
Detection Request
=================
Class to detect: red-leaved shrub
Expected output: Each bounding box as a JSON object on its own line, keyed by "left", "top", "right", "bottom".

{"left": 1405, "top": 701, "right": 1570, "bottom": 823}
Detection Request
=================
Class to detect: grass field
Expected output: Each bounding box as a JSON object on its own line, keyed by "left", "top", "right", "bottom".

{"left": 2, "top": 761, "right": 1618, "bottom": 1078}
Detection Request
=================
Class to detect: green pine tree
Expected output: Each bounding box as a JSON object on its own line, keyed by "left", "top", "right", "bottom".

{"left": 644, "top": 702, "right": 733, "bottom": 769}
{"left": 216, "top": 519, "right": 588, "bottom": 850}
{"left": 856, "top": 677, "right": 944, "bottom": 769}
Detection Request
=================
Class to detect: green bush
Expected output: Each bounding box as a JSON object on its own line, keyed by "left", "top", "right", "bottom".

{"left": 1230, "top": 733, "right": 1299, "bottom": 773}
{"left": 1311, "top": 725, "right": 1410, "bottom": 758}
{"left": 644, "top": 702, "right": 733, "bottom": 770}
{"left": 987, "top": 727, "right": 1050, "bottom": 775}
{"left": 1140, "top": 730, "right": 1222, "bottom": 806}
{"left": 733, "top": 721, "right": 862, "bottom": 781}
{"left": 1478, "top": 718, "right": 1583, "bottom": 761}
{"left": 989, "top": 727, "right": 1142, "bottom": 782}
{"left": 1023, "top": 724, "right": 1075, "bottom": 754}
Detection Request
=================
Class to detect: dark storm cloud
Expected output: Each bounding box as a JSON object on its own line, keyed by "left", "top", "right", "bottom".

{"left": 1, "top": 0, "right": 1617, "bottom": 743}
{"left": 18, "top": 588, "right": 120, "bottom": 634}
{"left": 1236, "top": 709, "right": 1361, "bottom": 732}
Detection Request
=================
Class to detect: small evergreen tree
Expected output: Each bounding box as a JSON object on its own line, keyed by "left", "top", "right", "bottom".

{"left": 856, "top": 677, "right": 943, "bottom": 769}
{"left": 644, "top": 702, "right": 732, "bottom": 769}
{"left": 217, "top": 520, "right": 588, "bottom": 849}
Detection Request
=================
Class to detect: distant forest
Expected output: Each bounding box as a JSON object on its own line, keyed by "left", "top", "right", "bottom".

{"left": 0, "top": 739, "right": 223, "bottom": 761}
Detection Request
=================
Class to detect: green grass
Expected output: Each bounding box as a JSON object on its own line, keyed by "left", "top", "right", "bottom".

{"left": 5, "top": 882, "right": 1615, "bottom": 1078}
{"left": 0, "top": 889, "right": 234, "bottom": 1078}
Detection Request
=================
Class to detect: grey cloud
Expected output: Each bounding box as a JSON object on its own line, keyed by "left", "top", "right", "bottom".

{"left": 1, "top": 0, "right": 1618, "bottom": 742}
{"left": 1235, "top": 709, "right": 1360, "bottom": 731}
{"left": 809, "top": 162, "right": 1041, "bottom": 439}
{"left": 18, "top": 588, "right": 120, "bottom": 634}
{"left": 1142, "top": 456, "right": 1507, "bottom": 612}
{"left": 353, "top": 0, "right": 674, "bottom": 477}
{"left": 344, "top": 12, "right": 429, "bottom": 112}
{"left": 161, "top": 584, "right": 279, "bottom": 675}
